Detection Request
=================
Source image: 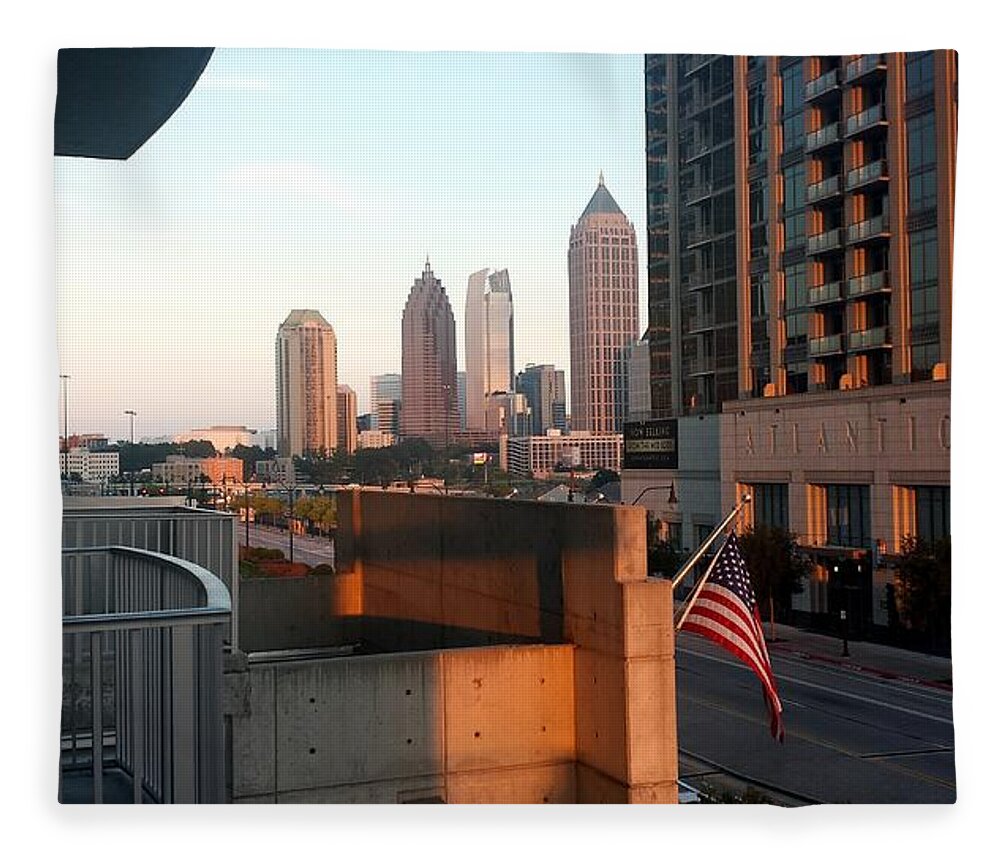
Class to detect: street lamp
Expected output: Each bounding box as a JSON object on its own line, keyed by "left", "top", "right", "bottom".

{"left": 124, "top": 410, "right": 137, "bottom": 497}
{"left": 629, "top": 483, "right": 679, "bottom": 507}
{"left": 834, "top": 564, "right": 850, "bottom": 658}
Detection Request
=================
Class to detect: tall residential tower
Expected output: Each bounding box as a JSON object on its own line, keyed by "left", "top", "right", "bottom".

{"left": 275, "top": 310, "right": 338, "bottom": 458}
{"left": 568, "top": 174, "right": 640, "bottom": 433}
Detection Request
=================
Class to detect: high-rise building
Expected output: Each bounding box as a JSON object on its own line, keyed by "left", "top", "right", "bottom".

{"left": 375, "top": 398, "right": 400, "bottom": 437}
{"left": 400, "top": 259, "right": 460, "bottom": 447}
{"left": 275, "top": 310, "right": 338, "bottom": 458}
{"left": 457, "top": 371, "right": 467, "bottom": 430}
{"left": 625, "top": 334, "right": 652, "bottom": 422}
{"left": 369, "top": 373, "right": 402, "bottom": 429}
{"left": 464, "top": 268, "right": 515, "bottom": 429}
{"left": 568, "top": 174, "right": 640, "bottom": 433}
{"left": 515, "top": 364, "right": 567, "bottom": 435}
{"left": 336, "top": 385, "right": 358, "bottom": 454}
{"left": 644, "top": 52, "right": 956, "bottom": 416}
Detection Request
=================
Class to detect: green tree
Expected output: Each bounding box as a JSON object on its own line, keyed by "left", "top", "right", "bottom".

{"left": 737, "top": 525, "right": 810, "bottom": 639}
{"left": 586, "top": 469, "right": 619, "bottom": 494}
{"left": 895, "top": 536, "right": 951, "bottom": 652}
{"left": 647, "top": 516, "right": 683, "bottom": 578}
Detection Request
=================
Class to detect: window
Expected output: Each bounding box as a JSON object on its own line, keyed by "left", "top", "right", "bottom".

{"left": 907, "top": 111, "right": 937, "bottom": 213}
{"left": 783, "top": 163, "right": 806, "bottom": 212}
{"left": 906, "top": 51, "right": 935, "bottom": 101}
{"left": 909, "top": 228, "right": 939, "bottom": 332}
{"left": 781, "top": 63, "right": 803, "bottom": 114}
{"left": 753, "top": 483, "right": 789, "bottom": 530}
{"left": 915, "top": 486, "right": 950, "bottom": 543}
{"left": 825, "top": 484, "right": 871, "bottom": 548}
{"left": 784, "top": 263, "right": 808, "bottom": 310}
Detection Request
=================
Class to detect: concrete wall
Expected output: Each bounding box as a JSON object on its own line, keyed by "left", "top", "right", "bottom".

{"left": 226, "top": 644, "right": 577, "bottom": 803}
{"left": 331, "top": 490, "right": 678, "bottom": 803}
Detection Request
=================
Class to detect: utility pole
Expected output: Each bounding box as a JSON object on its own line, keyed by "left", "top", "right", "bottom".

{"left": 287, "top": 483, "right": 294, "bottom": 562}
{"left": 124, "top": 410, "right": 136, "bottom": 497}
{"left": 244, "top": 483, "right": 250, "bottom": 549}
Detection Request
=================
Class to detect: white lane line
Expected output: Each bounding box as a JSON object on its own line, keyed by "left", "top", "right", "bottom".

{"left": 678, "top": 645, "right": 955, "bottom": 726}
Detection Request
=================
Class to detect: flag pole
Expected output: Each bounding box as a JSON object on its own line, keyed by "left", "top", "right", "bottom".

{"left": 670, "top": 493, "right": 751, "bottom": 591}
{"left": 674, "top": 537, "right": 728, "bottom": 630}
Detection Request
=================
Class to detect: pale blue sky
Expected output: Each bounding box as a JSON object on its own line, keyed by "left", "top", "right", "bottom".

{"left": 56, "top": 48, "right": 647, "bottom": 440}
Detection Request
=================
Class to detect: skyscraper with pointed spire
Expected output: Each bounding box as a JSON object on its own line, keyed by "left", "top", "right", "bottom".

{"left": 568, "top": 173, "right": 639, "bottom": 433}
{"left": 400, "top": 258, "right": 459, "bottom": 447}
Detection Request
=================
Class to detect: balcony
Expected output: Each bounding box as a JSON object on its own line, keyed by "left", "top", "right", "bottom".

{"left": 60, "top": 545, "right": 231, "bottom": 803}
{"left": 686, "top": 270, "right": 713, "bottom": 291}
{"left": 809, "top": 333, "right": 845, "bottom": 357}
{"left": 808, "top": 280, "right": 844, "bottom": 306}
{"left": 685, "top": 54, "right": 714, "bottom": 76}
{"left": 683, "top": 180, "right": 713, "bottom": 205}
{"left": 687, "top": 355, "right": 716, "bottom": 375}
{"left": 844, "top": 54, "right": 887, "bottom": 84}
{"left": 805, "top": 122, "right": 841, "bottom": 153}
{"left": 683, "top": 140, "right": 712, "bottom": 164}
{"left": 807, "top": 175, "right": 843, "bottom": 204}
{"left": 805, "top": 68, "right": 841, "bottom": 101}
{"left": 846, "top": 159, "right": 889, "bottom": 191}
{"left": 807, "top": 227, "right": 844, "bottom": 255}
{"left": 688, "top": 314, "right": 714, "bottom": 334}
{"left": 848, "top": 326, "right": 891, "bottom": 351}
{"left": 847, "top": 270, "right": 891, "bottom": 298}
{"left": 845, "top": 103, "right": 888, "bottom": 137}
{"left": 847, "top": 214, "right": 891, "bottom": 244}
{"left": 685, "top": 224, "right": 713, "bottom": 249}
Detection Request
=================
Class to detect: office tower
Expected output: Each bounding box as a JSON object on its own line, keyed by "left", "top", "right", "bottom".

{"left": 485, "top": 391, "right": 532, "bottom": 437}
{"left": 275, "top": 309, "right": 338, "bottom": 458}
{"left": 568, "top": 174, "right": 640, "bottom": 433}
{"left": 336, "top": 385, "right": 358, "bottom": 454}
{"left": 644, "top": 52, "right": 956, "bottom": 417}
{"left": 516, "top": 364, "right": 567, "bottom": 435}
{"left": 625, "top": 334, "right": 652, "bottom": 421}
{"left": 369, "top": 373, "right": 402, "bottom": 430}
{"left": 465, "top": 268, "right": 515, "bottom": 429}
{"left": 457, "top": 371, "right": 467, "bottom": 430}
{"left": 400, "top": 259, "right": 460, "bottom": 447}
{"left": 375, "top": 398, "right": 400, "bottom": 437}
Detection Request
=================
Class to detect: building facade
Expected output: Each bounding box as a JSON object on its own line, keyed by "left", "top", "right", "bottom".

{"left": 336, "top": 385, "right": 358, "bottom": 454}
{"left": 465, "top": 268, "right": 515, "bottom": 430}
{"left": 400, "top": 260, "right": 460, "bottom": 447}
{"left": 358, "top": 429, "right": 397, "bottom": 450}
{"left": 60, "top": 447, "right": 120, "bottom": 482}
{"left": 484, "top": 391, "right": 532, "bottom": 437}
{"left": 501, "top": 430, "right": 623, "bottom": 479}
{"left": 175, "top": 426, "right": 256, "bottom": 452}
{"left": 644, "top": 52, "right": 956, "bottom": 417}
{"left": 625, "top": 335, "right": 652, "bottom": 421}
{"left": 275, "top": 310, "right": 338, "bottom": 458}
{"left": 516, "top": 364, "right": 568, "bottom": 435}
{"left": 152, "top": 454, "right": 243, "bottom": 485}
{"left": 568, "top": 174, "right": 640, "bottom": 433}
{"left": 369, "top": 373, "right": 402, "bottom": 430}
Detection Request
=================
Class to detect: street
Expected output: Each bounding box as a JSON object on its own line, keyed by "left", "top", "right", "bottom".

{"left": 676, "top": 631, "right": 955, "bottom": 804}
{"left": 244, "top": 524, "right": 335, "bottom": 569}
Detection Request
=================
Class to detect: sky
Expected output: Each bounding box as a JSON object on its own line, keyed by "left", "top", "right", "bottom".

{"left": 55, "top": 48, "right": 647, "bottom": 441}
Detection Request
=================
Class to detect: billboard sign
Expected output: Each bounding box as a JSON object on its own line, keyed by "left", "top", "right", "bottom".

{"left": 623, "top": 419, "right": 678, "bottom": 470}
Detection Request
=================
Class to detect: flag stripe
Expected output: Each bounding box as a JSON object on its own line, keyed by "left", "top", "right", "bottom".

{"left": 682, "top": 615, "right": 778, "bottom": 699}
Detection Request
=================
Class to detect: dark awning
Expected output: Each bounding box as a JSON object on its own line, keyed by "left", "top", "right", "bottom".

{"left": 55, "top": 48, "right": 214, "bottom": 160}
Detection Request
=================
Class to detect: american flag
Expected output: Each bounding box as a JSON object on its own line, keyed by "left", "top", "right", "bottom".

{"left": 680, "top": 532, "right": 784, "bottom": 741}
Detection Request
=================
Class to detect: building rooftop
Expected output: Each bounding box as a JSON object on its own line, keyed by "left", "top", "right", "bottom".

{"left": 580, "top": 172, "right": 624, "bottom": 219}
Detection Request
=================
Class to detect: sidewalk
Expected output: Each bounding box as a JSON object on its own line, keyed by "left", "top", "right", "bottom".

{"left": 763, "top": 621, "right": 953, "bottom": 691}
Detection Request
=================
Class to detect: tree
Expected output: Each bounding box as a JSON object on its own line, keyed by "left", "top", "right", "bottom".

{"left": 894, "top": 536, "right": 951, "bottom": 653}
{"left": 586, "top": 469, "right": 619, "bottom": 494}
{"left": 647, "top": 516, "right": 682, "bottom": 579}
{"left": 737, "top": 525, "right": 810, "bottom": 640}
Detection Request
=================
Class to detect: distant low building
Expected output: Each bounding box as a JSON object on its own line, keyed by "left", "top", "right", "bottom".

{"left": 60, "top": 446, "right": 120, "bottom": 482}
{"left": 152, "top": 454, "right": 243, "bottom": 485}
{"left": 358, "top": 430, "right": 396, "bottom": 450}
{"left": 501, "top": 430, "right": 622, "bottom": 479}
{"left": 175, "top": 425, "right": 256, "bottom": 452}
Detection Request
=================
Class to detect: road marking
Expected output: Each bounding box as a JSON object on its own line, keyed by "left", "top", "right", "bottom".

{"left": 679, "top": 645, "right": 954, "bottom": 726}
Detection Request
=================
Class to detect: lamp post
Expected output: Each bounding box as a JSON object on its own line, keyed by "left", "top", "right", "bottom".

{"left": 835, "top": 564, "right": 850, "bottom": 658}
{"left": 244, "top": 482, "right": 251, "bottom": 549}
{"left": 124, "top": 410, "right": 136, "bottom": 497}
{"left": 59, "top": 374, "right": 70, "bottom": 477}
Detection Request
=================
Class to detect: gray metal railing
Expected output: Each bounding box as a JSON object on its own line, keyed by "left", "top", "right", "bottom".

{"left": 60, "top": 546, "right": 231, "bottom": 804}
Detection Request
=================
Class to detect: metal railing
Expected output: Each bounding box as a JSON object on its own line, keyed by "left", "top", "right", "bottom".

{"left": 847, "top": 214, "right": 890, "bottom": 244}
{"left": 807, "top": 175, "right": 842, "bottom": 203}
{"left": 808, "top": 281, "right": 844, "bottom": 306}
{"left": 805, "top": 68, "right": 840, "bottom": 101}
{"left": 809, "top": 333, "right": 845, "bottom": 356}
{"left": 844, "top": 54, "right": 887, "bottom": 83}
{"left": 847, "top": 270, "right": 890, "bottom": 298}
{"left": 847, "top": 326, "right": 891, "bottom": 350}
{"left": 805, "top": 122, "right": 841, "bottom": 152}
{"left": 807, "top": 228, "right": 844, "bottom": 255}
{"left": 845, "top": 103, "right": 887, "bottom": 136}
{"left": 60, "top": 546, "right": 231, "bottom": 804}
{"left": 846, "top": 159, "right": 888, "bottom": 190}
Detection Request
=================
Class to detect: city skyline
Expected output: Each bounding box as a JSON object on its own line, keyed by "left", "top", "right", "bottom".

{"left": 55, "top": 49, "right": 647, "bottom": 440}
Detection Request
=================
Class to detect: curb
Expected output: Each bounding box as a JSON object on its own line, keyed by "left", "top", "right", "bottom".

{"left": 768, "top": 642, "right": 953, "bottom": 692}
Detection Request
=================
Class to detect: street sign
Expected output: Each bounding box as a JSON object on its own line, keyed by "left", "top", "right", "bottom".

{"left": 623, "top": 419, "right": 678, "bottom": 469}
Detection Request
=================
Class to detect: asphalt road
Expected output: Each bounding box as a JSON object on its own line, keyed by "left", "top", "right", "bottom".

{"left": 676, "top": 632, "right": 956, "bottom": 804}
{"left": 245, "top": 525, "right": 335, "bottom": 569}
